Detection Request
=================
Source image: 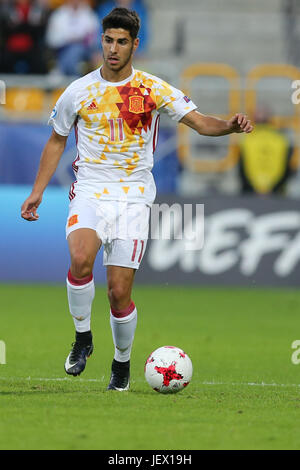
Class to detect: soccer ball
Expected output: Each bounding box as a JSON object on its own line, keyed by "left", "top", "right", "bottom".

{"left": 144, "top": 346, "right": 193, "bottom": 394}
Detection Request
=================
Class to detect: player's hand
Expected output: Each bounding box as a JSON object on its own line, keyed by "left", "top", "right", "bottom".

{"left": 227, "top": 113, "right": 253, "bottom": 134}
{"left": 21, "top": 193, "right": 42, "bottom": 221}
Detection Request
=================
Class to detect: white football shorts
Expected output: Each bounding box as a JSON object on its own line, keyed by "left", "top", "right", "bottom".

{"left": 66, "top": 196, "right": 150, "bottom": 269}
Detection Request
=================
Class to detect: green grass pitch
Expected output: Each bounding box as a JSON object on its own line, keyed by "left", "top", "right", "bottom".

{"left": 1, "top": 284, "right": 300, "bottom": 450}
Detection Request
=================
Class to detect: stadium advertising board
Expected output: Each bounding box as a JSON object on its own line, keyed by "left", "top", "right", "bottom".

{"left": 137, "top": 196, "right": 300, "bottom": 287}
{"left": 1, "top": 186, "right": 299, "bottom": 286}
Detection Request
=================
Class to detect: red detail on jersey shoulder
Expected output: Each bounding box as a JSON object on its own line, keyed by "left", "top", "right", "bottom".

{"left": 155, "top": 362, "right": 183, "bottom": 386}
{"left": 153, "top": 115, "right": 160, "bottom": 153}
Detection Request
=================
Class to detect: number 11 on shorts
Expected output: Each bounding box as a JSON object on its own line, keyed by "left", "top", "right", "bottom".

{"left": 131, "top": 239, "right": 144, "bottom": 263}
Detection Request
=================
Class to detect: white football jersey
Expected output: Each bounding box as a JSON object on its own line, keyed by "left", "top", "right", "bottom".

{"left": 49, "top": 67, "right": 197, "bottom": 205}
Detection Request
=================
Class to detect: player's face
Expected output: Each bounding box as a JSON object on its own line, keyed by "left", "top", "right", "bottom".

{"left": 102, "top": 29, "right": 139, "bottom": 73}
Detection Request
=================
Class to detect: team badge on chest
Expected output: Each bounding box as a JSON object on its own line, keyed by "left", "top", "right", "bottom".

{"left": 129, "top": 95, "right": 144, "bottom": 114}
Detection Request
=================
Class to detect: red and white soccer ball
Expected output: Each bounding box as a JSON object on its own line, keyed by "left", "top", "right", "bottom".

{"left": 144, "top": 346, "right": 193, "bottom": 394}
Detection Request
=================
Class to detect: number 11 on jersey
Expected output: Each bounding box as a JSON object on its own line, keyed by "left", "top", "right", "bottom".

{"left": 108, "top": 118, "right": 125, "bottom": 142}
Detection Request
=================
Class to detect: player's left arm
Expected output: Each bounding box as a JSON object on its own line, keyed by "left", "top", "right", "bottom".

{"left": 180, "top": 110, "right": 253, "bottom": 136}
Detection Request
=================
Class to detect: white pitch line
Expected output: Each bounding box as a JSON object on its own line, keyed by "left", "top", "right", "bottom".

{"left": 0, "top": 376, "right": 105, "bottom": 383}
{"left": 202, "top": 381, "right": 300, "bottom": 388}
{"left": 0, "top": 376, "right": 300, "bottom": 388}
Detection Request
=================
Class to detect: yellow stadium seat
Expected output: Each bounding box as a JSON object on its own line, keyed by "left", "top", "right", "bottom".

{"left": 49, "top": 0, "right": 65, "bottom": 8}
{"left": 245, "top": 64, "right": 300, "bottom": 170}
{"left": 6, "top": 88, "right": 45, "bottom": 112}
{"left": 49, "top": 0, "right": 95, "bottom": 8}
{"left": 178, "top": 63, "right": 241, "bottom": 172}
{"left": 50, "top": 88, "right": 65, "bottom": 108}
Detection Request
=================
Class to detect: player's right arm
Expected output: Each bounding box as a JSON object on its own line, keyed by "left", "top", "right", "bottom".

{"left": 21, "top": 130, "right": 68, "bottom": 221}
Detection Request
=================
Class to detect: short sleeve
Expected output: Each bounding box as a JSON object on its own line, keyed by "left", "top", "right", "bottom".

{"left": 48, "top": 85, "right": 78, "bottom": 136}
{"left": 154, "top": 80, "right": 197, "bottom": 122}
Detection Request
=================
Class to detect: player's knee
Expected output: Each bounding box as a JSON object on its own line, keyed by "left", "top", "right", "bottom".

{"left": 70, "top": 251, "right": 93, "bottom": 279}
{"left": 108, "top": 283, "right": 131, "bottom": 310}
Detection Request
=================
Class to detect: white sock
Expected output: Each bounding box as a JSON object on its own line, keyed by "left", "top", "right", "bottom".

{"left": 110, "top": 301, "right": 137, "bottom": 362}
{"left": 67, "top": 270, "right": 95, "bottom": 333}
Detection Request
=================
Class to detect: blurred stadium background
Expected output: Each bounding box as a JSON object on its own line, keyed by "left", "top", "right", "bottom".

{"left": 1, "top": 0, "right": 300, "bottom": 286}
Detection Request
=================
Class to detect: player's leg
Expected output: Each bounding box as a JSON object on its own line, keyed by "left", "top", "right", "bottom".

{"left": 106, "top": 265, "right": 137, "bottom": 391}
{"left": 101, "top": 202, "right": 150, "bottom": 390}
{"left": 65, "top": 228, "right": 101, "bottom": 376}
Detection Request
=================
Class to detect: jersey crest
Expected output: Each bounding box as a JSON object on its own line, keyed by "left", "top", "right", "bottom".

{"left": 129, "top": 95, "right": 144, "bottom": 114}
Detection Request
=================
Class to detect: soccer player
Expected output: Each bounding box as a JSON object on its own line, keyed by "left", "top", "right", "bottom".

{"left": 21, "top": 7, "right": 253, "bottom": 391}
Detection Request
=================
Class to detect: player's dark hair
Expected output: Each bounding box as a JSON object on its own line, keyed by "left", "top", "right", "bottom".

{"left": 102, "top": 8, "right": 140, "bottom": 40}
